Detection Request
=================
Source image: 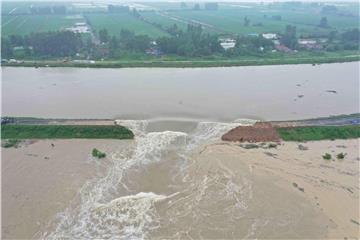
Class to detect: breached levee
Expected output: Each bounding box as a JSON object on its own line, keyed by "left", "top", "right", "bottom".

{"left": 41, "top": 119, "right": 328, "bottom": 239}
{"left": 42, "top": 119, "right": 252, "bottom": 239}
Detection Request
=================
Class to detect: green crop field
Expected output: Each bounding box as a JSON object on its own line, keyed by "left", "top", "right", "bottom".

{"left": 140, "top": 11, "right": 188, "bottom": 30}
{"left": 169, "top": 5, "right": 359, "bottom": 36}
{"left": 139, "top": 11, "right": 218, "bottom": 34}
{"left": 1, "top": 1, "right": 359, "bottom": 38}
{"left": 1, "top": 125, "right": 134, "bottom": 139}
{"left": 85, "top": 13, "right": 169, "bottom": 38}
{"left": 2, "top": 15, "right": 81, "bottom": 36}
{"left": 277, "top": 125, "right": 360, "bottom": 141}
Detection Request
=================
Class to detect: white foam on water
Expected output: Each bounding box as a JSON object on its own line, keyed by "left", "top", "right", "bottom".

{"left": 114, "top": 119, "right": 148, "bottom": 137}
{"left": 44, "top": 119, "right": 256, "bottom": 239}
{"left": 187, "top": 119, "right": 256, "bottom": 150}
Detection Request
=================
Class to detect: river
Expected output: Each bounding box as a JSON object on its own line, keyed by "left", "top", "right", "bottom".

{"left": 2, "top": 62, "right": 359, "bottom": 121}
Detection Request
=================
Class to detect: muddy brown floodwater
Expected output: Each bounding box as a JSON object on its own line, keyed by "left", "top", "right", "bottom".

{"left": 1, "top": 63, "right": 359, "bottom": 239}
{"left": 2, "top": 62, "right": 359, "bottom": 121}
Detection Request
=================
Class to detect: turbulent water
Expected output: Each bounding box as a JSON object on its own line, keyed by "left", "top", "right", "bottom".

{"left": 41, "top": 119, "right": 258, "bottom": 239}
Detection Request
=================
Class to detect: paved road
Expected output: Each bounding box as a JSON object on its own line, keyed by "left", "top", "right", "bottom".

{"left": 271, "top": 113, "right": 360, "bottom": 127}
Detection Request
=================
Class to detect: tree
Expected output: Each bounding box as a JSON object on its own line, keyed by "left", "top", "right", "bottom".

{"left": 157, "top": 24, "right": 222, "bottom": 57}
{"left": 98, "top": 29, "right": 109, "bottom": 43}
{"left": 328, "top": 30, "right": 337, "bottom": 43}
{"left": 319, "top": 17, "right": 328, "bottom": 28}
{"left": 204, "top": 3, "right": 218, "bottom": 10}
{"left": 1, "top": 38, "right": 13, "bottom": 58}
{"left": 341, "top": 28, "right": 359, "bottom": 42}
{"left": 28, "top": 31, "right": 82, "bottom": 57}
{"left": 244, "top": 16, "right": 250, "bottom": 27}
{"left": 167, "top": 24, "right": 182, "bottom": 36}
{"left": 109, "top": 36, "right": 119, "bottom": 49}
{"left": 281, "top": 25, "right": 297, "bottom": 49}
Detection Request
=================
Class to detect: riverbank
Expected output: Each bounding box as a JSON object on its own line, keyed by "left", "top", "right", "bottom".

{"left": 2, "top": 114, "right": 359, "bottom": 142}
{"left": 2, "top": 54, "right": 359, "bottom": 68}
{"left": 222, "top": 123, "right": 360, "bottom": 142}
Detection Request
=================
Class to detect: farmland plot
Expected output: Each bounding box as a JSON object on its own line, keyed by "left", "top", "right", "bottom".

{"left": 85, "top": 13, "right": 169, "bottom": 38}
{"left": 1, "top": 15, "right": 81, "bottom": 36}
{"left": 169, "top": 5, "right": 359, "bottom": 35}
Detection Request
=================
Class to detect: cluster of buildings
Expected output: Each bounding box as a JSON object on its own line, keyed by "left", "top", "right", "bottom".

{"left": 217, "top": 32, "right": 327, "bottom": 53}
{"left": 65, "top": 22, "right": 90, "bottom": 34}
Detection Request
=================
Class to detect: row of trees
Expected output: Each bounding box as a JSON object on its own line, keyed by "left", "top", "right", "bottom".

{"left": 29, "top": 6, "right": 66, "bottom": 15}
{"left": 1, "top": 25, "right": 359, "bottom": 59}
{"left": 2, "top": 31, "right": 82, "bottom": 58}
{"left": 156, "top": 25, "right": 223, "bottom": 56}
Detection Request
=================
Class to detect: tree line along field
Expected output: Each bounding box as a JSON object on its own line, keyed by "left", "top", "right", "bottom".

{"left": 145, "top": 5, "right": 359, "bottom": 36}
{"left": 85, "top": 13, "right": 169, "bottom": 38}
{"left": 1, "top": 1, "right": 359, "bottom": 39}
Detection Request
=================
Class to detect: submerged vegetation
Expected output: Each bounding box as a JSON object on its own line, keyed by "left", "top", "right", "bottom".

{"left": 336, "top": 152, "right": 347, "bottom": 159}
{"left": 277, "top": 125, "right": 360, "bottom": 141}
{"left": 1, "top": 125, "right": 134, "bottom": 139}
{"left": 322, "top": 153, "right": 332, "bottom": 160}
{"left": 92, "top": 148, "right": 106, "bottom": 158}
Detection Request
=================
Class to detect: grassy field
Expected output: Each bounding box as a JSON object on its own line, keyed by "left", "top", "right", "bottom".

{"left": 2, "top": 1, "right": 358, "bottom": 37}
{"left": 170, "top": 7, "right": 359, "bottom": 36}
{"left": 85, "top": 13, "right": 169, "bottom": 38}
{"left": 1, "top": 125, "right": 134, "bottom": 139}
{"left": 277, "top": 125, "right": 360, "bottom": 141}
{"left": 4, "top": 52, "right": 358, "bottom": 68}
{"left": 140, "top": 11, "right": 188, "bottom": 30}
{"left": 2, "top": 15, "right": 81, "bottom": 36}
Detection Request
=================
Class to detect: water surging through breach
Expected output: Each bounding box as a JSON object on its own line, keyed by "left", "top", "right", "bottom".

{"left": 43, "top": 119, "right": 256, "bottom": 239}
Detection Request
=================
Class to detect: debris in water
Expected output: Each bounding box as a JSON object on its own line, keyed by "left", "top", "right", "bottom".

{"left": 350, "top": 219, "right": 359, "bottom": 225}
{"left": 298, "top": 144, "right": 308, "bottom": 151}
{"left": 326, "top": 90, "right": 337, "bottom": 94}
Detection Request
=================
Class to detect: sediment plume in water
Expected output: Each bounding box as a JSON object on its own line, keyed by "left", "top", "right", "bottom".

{"left": 42, "top": 119, "right": 327, "bottom": 239}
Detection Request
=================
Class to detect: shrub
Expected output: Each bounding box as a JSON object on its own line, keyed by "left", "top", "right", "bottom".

{"left": 336, "top": 152, "right": 347, "bottom": 159}
{"left": 277, "top": 125, "right": 360, "bottom": 141}
{"left": 322, "top": 153, "right": 332, "bottom": 160}
{"left": 241, "top": 143, "right": 259, "bottom": 149}
{"left": 1, "top": 125, "right": 134, "bottom": 139}
{"left": 268, "top": 143, "right": 278, "bottom": 148}
{"left": 2, "top": 139, "right": 20, "bottom": 148}
{"left": 92, "top": 148, "right": 106, "bottom": 158}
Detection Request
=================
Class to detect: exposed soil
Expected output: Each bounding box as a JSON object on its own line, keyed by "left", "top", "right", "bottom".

{"left": 221, "top": 122, "right": 280, "bottom": 142}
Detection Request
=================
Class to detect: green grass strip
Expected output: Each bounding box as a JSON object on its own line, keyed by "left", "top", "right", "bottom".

{"left": 1, "top": 125, "right": 134, "bottom": 139}
{"left": 277, "top": 125, "right": 360, "bottom": 141}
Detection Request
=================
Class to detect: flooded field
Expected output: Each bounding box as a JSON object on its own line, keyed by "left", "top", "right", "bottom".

{"left": 2, "top": 62, "right": 359, "bottom": 121}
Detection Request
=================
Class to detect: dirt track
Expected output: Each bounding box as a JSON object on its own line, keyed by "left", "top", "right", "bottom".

{"left": 222, "top": 122, "right": 281, "bottom": 142}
